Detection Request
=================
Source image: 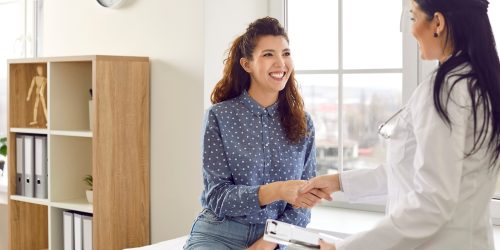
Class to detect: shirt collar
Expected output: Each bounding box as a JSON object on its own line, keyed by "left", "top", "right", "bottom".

{"left": 240, "top": 90, "right": 279, "bottom": 117}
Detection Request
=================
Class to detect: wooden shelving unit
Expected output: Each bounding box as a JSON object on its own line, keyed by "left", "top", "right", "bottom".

{"left": 7, "top": 55, "right": 150, "bottom": 250}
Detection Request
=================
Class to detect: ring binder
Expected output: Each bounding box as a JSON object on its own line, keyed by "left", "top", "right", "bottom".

{"left": 24, "top": 135, "right": 35, "bottom": 197}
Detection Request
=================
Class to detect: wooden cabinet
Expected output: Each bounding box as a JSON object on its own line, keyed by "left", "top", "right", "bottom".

{"left": 7, "top": 55, "right": 150, "bottom": 250}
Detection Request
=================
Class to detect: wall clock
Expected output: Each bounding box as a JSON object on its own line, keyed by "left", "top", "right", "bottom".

{"left": 96, "top": 0, "right": 127, "bottom": 8}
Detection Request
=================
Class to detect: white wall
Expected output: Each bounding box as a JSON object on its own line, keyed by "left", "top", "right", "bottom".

{"left": 43, "top": 0, "right": 204, "bottom": 242}
{"left": 204, "top": 0, "right": 283, "bottom": 108}
{"left": 41, "top": 0, "right": 279, "bottom": 244}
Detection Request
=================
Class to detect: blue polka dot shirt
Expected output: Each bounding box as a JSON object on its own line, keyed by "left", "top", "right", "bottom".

{"left": 200, "top": 90, "right": 316, "bottom": 227}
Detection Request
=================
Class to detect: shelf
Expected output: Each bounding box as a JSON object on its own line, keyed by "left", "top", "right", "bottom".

{"left": 10, "top": 127, "right": 49, "bottom": 135}
{"left": 51, "top": 197, "right": 93, "bottom": 214}
{"left": 10, "top": 195, "right": 49, "bottom": 206}
{"left": 50, "top": 61, "right": 92, "bottom": 131}
{"left": 51, "top": 130, "right": 92, "bottom": 138}
{"left": 8, "top": 55, "right": 150, "bottom": 250}
{"left": 8, "top": 63, "right": 49, "bottom": 128}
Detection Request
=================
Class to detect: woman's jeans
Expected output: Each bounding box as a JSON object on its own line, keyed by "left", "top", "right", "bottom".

{"left": 184, "top": 209, "right": 267, "bottom": 250}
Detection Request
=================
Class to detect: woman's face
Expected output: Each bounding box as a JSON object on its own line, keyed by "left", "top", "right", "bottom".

{"left": 241, "top": 35, "right": 294, "bottom": 95}
{"left": 410, "top": 1, "right": 449, "bottom": 61}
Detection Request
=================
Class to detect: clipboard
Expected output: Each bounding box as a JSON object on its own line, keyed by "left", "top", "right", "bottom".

{"left": 263, "top": 219, "right": 340, "bottom": 249}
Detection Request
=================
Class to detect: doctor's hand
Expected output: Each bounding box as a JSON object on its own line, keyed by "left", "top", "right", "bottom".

{"left": 319, "top": 239, "right": 337, "bottom": 250}
{"left": 299, "top": 174, "right": 341, "bottom": 198}
{"left": 292, "top": 188, "right": 333, "bottom": 208}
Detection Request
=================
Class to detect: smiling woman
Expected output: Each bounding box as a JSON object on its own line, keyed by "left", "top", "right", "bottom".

{"left": 183, "top": 17, "right": 326, "bottom": 250}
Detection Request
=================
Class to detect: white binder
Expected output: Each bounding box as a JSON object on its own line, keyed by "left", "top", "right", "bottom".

{"left": 63, "top": 211, "right": 74, "bottom": 250}
{"left": 263, "top": 219, "right": 340, "bottom": 249}
{"left": 35, "top": 136, "right": 48, "bottom": 199}
{"left": 82, "top": 214, "right": 93, "bottom": 250}
{"left": 23, "top": 135, "right": 35, "bottom": 197}
{"left": 15, "top": 135, "right": 24, "bottom": 195}
{"left": 74, "top": 213, "right": 83, "bottom": 250}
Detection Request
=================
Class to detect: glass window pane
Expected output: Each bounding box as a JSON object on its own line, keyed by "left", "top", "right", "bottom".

{"left": 288, "top": 0, "right": 338, "bottom": 70}
{"left": 297, "top": 74, "right": 340, "bottom": 175}
{"left": 0, "top": 1, "right": 24, "bottom": 137}
{"left": 342, "top": 73, "right": 403, "bottom": 171}
{"left": 343, "top": 0, "right": 402, "bottom": 69}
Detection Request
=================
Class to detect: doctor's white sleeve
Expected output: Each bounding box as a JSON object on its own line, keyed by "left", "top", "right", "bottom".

{"left": 336, "top": 78, "right": 470, "bottom": 250}
{"left": 340, "top": 165, "right": 388, "bottom": 203}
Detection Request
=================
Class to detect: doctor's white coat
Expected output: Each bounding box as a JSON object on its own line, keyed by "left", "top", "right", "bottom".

{"left": 337, "top": 65, "right": 499, "bottom": 250}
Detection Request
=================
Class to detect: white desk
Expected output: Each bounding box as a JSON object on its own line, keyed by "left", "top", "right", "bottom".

{"left": 128, "top": 205, "right": 500, "bottom": 249}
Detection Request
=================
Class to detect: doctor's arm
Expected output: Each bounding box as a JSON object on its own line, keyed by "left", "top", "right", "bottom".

{"left": 300, "top": 162, "right": 388, "bottom": 203}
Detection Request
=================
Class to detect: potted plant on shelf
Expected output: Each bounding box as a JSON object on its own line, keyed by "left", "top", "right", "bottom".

{"left": 0, "top": 137, "right": 6, "bottom": 176}
{"left": 83, "top": 174, "right": 93, "bottom": 204}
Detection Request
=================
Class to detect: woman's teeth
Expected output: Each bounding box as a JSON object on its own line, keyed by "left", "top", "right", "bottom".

{"left": 270, "top": 72, "right": 286, "bottom": 79}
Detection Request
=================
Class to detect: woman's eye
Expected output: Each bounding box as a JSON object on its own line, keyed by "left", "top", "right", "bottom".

{"left": 283, "top": 52, "right": 291, "bottom": 56}
{"left": 410, "top": 17, "right": 415, "bottom": 22}
{"left": 263, "top": 53, "right": 273, "bottom": 57}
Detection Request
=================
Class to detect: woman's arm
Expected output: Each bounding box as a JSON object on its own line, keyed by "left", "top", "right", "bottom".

{"left": 202, "top": 109, "right": 266, "bottom": 217}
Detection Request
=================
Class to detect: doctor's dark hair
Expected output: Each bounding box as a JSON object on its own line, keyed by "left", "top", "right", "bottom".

{"left": 210, "top": 16, "right": 307, "bottom": 144}
{"left": 414, "top": 0, "right": 500, "bottom": 166}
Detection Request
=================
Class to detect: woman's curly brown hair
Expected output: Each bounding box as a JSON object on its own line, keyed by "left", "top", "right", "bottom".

{"left": 210, "top": 16, "right": 307, "bottom": 144}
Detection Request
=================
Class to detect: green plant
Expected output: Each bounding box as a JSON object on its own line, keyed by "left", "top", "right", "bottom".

{"left": 83, "top": 174, "right": 93, "bottom": 190}
{"left": 0, "top": 137, "right": 6, "bottom": 157}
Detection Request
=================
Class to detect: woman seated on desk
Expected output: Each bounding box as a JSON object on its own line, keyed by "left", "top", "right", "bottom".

{"left": 183, "top": 17, "right": 329, "bottom": 250}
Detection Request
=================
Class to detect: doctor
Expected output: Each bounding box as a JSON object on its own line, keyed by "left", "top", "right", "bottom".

{"left": 299, "top": 0, "right": 500, "bottom": 249}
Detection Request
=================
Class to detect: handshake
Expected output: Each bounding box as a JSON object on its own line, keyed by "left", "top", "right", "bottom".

{"left": 264, "top": 174, "right": 341, "bottom": 209}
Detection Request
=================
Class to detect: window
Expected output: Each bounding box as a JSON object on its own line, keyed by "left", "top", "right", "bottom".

{"left": 287, "top": 0, "right": 500, "bottom": 219}
{"left": 287, "top": 0, "right": 407, "bottom": 181}
{"left": 0, "top": 0, "right": 42, "bottom": 153}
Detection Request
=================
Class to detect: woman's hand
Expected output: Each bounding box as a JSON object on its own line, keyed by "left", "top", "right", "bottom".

{"left": 299, "top": 174, "right": 340, "bottom": 197}
{"left": 319, "top": 239, "right": 337, "bottom": 250}
{"left": 258, "top": 179, "right": 333, "bottom": 207}
{"left": 279, "top": 180, "right": 307, "bottom": 204}
{"left": 246, "top": 237, "right": 277, "bottom": 250}
{"left": 292, "top": 188, "right": 333, "bottom": 208}
{"left": 259, "top": 180, "right": 307, "bottom": 206}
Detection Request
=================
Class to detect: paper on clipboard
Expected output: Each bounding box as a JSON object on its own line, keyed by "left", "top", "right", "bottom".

{"left": 263, "top": 219, "right": 341, "bottom": 249}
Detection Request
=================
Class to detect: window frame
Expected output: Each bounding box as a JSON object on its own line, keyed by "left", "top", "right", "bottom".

{"left": 281, "top": 0, "right": 500, "bottom": 223}
{"left": 0, "top": 0, "right": 43, "bottom": 166}
{"left": 283, "top": 0, "right": 418, "bottom": 210}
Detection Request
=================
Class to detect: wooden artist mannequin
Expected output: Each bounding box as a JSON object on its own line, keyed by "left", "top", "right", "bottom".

{"left": 26, "top": 65, "right": 48, "bottom": 126}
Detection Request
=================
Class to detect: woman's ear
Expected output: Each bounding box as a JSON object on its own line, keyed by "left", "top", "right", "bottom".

{"left": 240, "top": 57, "right": 252, "bottom": 73}
{"left": 434, "top": 12, "right": 446, "bottom": 35}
